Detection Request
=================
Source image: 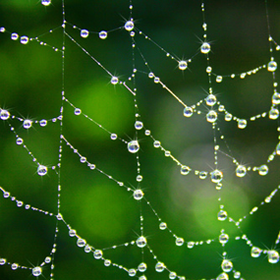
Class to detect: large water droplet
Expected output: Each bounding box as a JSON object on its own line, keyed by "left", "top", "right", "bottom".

{"left": 272, "top": 91, "right": 280, "bottom": 105}
{"left": 93, "top": 249, "right": 103, "bottom": 259}
{"left": 251, "top": 246, "right": 262, "bottom": 258}
{"left": 77, "top": 238, "right": 86, "bottom": 247}
{"left": 267, "top": 61, "right": 277, "bottom": 72}
{"left": 216, "top": 272, "right": 229, "bottom": 280}
{"left": 23, "top": 119, "right": 33, "bottom": 129}
{"left": 37, "top": 165, "right": 48, "bottom": 176}
{"left": 0, "top": 258, "right": 6, "bottom": 265}
{"left": 0, "top": 109, "right": 10, "bottom": 120}
{"left": 206, "top": 110, "right": 218, "bottom": 123}
{"left": 125, "top": 20, "right": 134, "bottom": 31}
{"left": 138, "top": 262, "right": 147, "bottom": 272}
{"left": 80, "top": 29, "right": 89, "bottom": 38}
{"left": 133, "top": 189, "right": 144, "bottom": 200}
{"left": 99, "top": 30, "right": 107, "bottom": 39}
{"left": 134, "top": 121, "right": 143, "bottom": 130}
{"left": 180, "top": 165, "right": 190, "bottom": 175}
{"left": 224, "top": 113, "right": 232, "bottom": 121}
{"left": 41, "top": 0, "right": 51, "bottom": 6}
{"left": 127, "top": 140, "right": 140, "bottom": 153}
{"left": 269, "top": 108, "right": 279, "bottom": 119}
{"left": 159, "top": 222, "right": 167, "bottom": 230}
{"left": 175, "top": 237, "right": 184, "bottom": 246}
{"left": 128, "top": 268, "right": 137, "bottom": 277}
{"left": 178, "top": 60, "right": 188, "bottom": 70}
{"left": 205, "top": 94, "right": 217, "bottom": 106}
{"left": 183, "top": 106, "right": 193, "bottom": 117}
{"left": 211, "top": 169, "right": 223, "bottom": 183}
{"left": 276, "top": 142, "right": 280, "bottom": 155}
{"left": 219, "top": 233, "right": 229, "bottom": 244}
{"left": 111, "top": 76, "right": 119, "bottom": 85}
{"left": 20, "top": 36, "right": 29, "bottom": 44}
{"left": 221, "top": 260, "right": 233, "bottom": 273}
{"left": 169, "top": 272, "right": 177, "bottom": 279}
{"left": 267, "top": 250, "right": 279, "bottom": 264}
{"left": 136, "top": 236, "right": 147, "bottom": 248}
{"left": 258, "top": 164, "right": 269, "bottom": 176}
{"left": 235, "top": 165, "right": 247, "bottom": 177}
{"left": 32, "top": 266, "right": 42, "bottom": 277}
{"left": 217, "top": 210, "right": 228, "bottom": 221}
{"left": 11, "top": 33, "right": 19, "bottom": 41}
{"left": 155, "top": 262, "right": 165, "bottom": 272}
{"left": 201, "top": 42, "right": 211, "bottom": 54}
{"left": 238, "top": 119, "right": 247, "bottom": 129}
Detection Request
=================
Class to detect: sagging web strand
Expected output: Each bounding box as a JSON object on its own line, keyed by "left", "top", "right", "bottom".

{"left": 0, "top": 0, "right": 279, "bottom": 279}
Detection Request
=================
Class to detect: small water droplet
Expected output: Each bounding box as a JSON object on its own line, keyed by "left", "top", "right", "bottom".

{"left": 0, "top": 109, "right": 10, "bottom": 120}
{"left": 128, "top": 140, "right": 140, "bottom": 153}
{"left": 41, "top": 0, "right": 51, "bottom": 6}
{"left": 187, "top": 241, "right": 195, "bottom": 248}
{"left": 272, "top": 91, "right": 280, "bottom": 105}
{"left": 104, "top": 259, "right": 111, "bottom": 266}
{"left": 216, "top": 272, "right": 229, "bottom": 280}
{"left": 269, "top": 108, "right": 279, "bottom": 119}
{"left": 258, "top": 164, "right": 269, "bottom": 176}
{"left": 110, "top": 133, "right": 117, "bottom": 140}
{"left": 111, "top": 76, "right": 119, "bottom": 85}
{"left": 251, "top": 246, "right": 262, "bottom": 258}
{"left": 128, "top": 268, "right": 137, "bottom": 277}
{"left": 175, "top": 237, "right": 184, "bottom": 246}
{"left": 0, "top": 259, "right": 6, "bottom": 265}
{"left": 16, "top": 138, "right": 23, "bottom": 145}
{"left": 178, "top": 60, "right": 188, "bottom": 70}
{"left": 267, "top": 61, "right": 277, "bottom": 72}
{"left": 216, "top": 75, "right": 223, "bottom": 83}
{"left": 37, "top": 165, "right": 48, "bottom": 176}
{"left": 267, "top": 250, "right": 279, "bottom": 264}
{"left": 74, "top": 108, "right": 82, "bottom": 115}
{"left": 276, "top": 142, "right": 280, "bottom": 155}
{"left": 11, "top": 263, "right": 18, "bottom": 270}
{"left": 201, "top": 42, "right": 211, "bottom": 54}
{"left": 11, "top": 33, "right": 19, "bottom": 40}
{"left": 93, "top": 249, "right": 103, "bottom": 259}
{"left": 138, "top": 262, "right": 147, "bottom": 272}
{"left": 235, "top": 165, "right": 247, "bottom": 177}
{"left": 133, "top": 189, "right": 144, "bottom": 200}
{"left": 155, "top": 262, "right": 165, "bottom": 272}
{"left": 69, "top": 229, "right": 76, "bottom": 237}
{"left": 125, "top": 20, "right": 134, "bottom": 31}
{"left": 40, "top": 119, "right": 48, "bottom": 126}
{"left": 23, "top": 119, "right": 33, "bottom": 129}
{"left": 180, "top": 165, "right": 191, "bottom": 175}
{"left": 80, "top": 29, "right": 89, "bottom": 38}
{"left": 32, "top": 266, "right": 42, "bottom": 277}
{"left": 20, "top": 36, "right": 29, "bottom": 44}
{"left": 237, "top": 119, "right": 247, "bottom": 129}
{"left": 136, "top": 236, "right": 147, "bottom": 248}
{"left": 221, "top": 260, "right": 233, "bottom": 273}
{"left": 159, "top": 222, "right": 167, "bottom": 230}
{"left": 211, "top": 169, "right": 223, "bottom": 183}
{"left": 219, "top": 233, "right": 229, "bottom": 244}
{"left": 99, "top": 30, "right": 107, "bottom": 39}
{"left": 205, "top": 94, "right": 217, "bottom": 106}
{"left": 169, "top": 272, "right": 177, "bottom": 279}
{"left": 217, "top": 210, "right": 228, "bottom": 221}
{"left": 183, "top": 106, "right": 193, "bottom": 117}
{"left": 135, "top": 120, "right": 143, "bottom": 130}
{"left": 224, "top": 113, "right": 232, "bottom": 121}
{"left": 199, "top": 171, "right": 208, "bottom": 179}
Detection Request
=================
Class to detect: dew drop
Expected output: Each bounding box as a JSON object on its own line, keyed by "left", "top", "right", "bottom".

{"left": 155, "top": 262, "right": 165, "bottom": 272}
{"left": 199, "top": 171, "right": 208, "bottom": 179}
{"left": 74, "top": 108, "right": 82, "bottom": 115}
{"left": 237, "top": 119, "right": 247, "bottom": 129}
{"left": 183, "top": 106, "right": 193, "bottom": 117}
{"left": 267, "top": 250, "right": 279, "bottom": 264}
{"left": 216, "top": 272, "right": 229, "bottom": 280}
{"left": 99, "top": 30, "right": 107, "bottom": 39}
{"left": 136, "top": 236, "right": 147, "bottom": 248}
{"left": 80, "top": 157, "right": 87, "bottom": 163}
{"left": 217, "top": 210, "right": 228, "bottom": 221}
{"left": 201, "top": 42, "right": 211, "bottom": 54}
{"left": 139, "top": 275, "right": 147, "bottom": 280}
{"left": 211, "top": 169, "right": 223, "bottom": 183}
{"left": 251, "top": 246, "right": 262, "bottom": 258}
{"left": 0, "top": 259, "right": 6, "bottom": 265}
{"left": 37, "top": 165, "right": 48, "bottom": 176}
{"left": 272, "top": 91, "right": 280, "bottom": 105}
{"left": 104, "top": 259, "right": 111, "bottom": 266}
{"left": 221, "top": 260, "right": 233, "bottom": 273}
{"left": 134, "top": 121, "right": 143, "bottom": 130}
{"left": 276, "top": 142, "right": 280, "bottom": 155}
{"left": 133, "top": 189, "right": 144, "bottom": 200}
{"left": 40, "top": 119, "right": 48, "bottom": 126}
{"left": 32, "top": 266, "right": 42, "bottom": 277}
{"left": 159, "top": 222, "right": 167, "bottom": 230}
{"left": 235, "top": 165, "right": 247, "bottom": 177}
{"left": 169, "top": 272, "right": 177, "bottom": 279}
{"left": 216, "top": 75, "right": 223, "bottom": 83}
{"left": 136, "top": 175, "right": 143, "bottom": 182}
{"left": 187, "top": 241, "right": 195, "bottom": 248}
{"left": 23, "top": 119, "right": 33, "bottom": 129}
{"left": 258, "top": 164, "right": 269, "bottom": 176}
{"left": 206, "top": 110, "right": 218, "bottom": 123}
{"left": 77, "top": 238, "right": 86, "bottom": 247}
{"left": 16, "top": 138, "right": 23, "bottom": 145}
{"left": 269, "top": 108, "right": 279, "bottom": 119}
{"left": 69, "top": 229, "right": 76, "bottom": 237}
{"left": 180, "top": 165, "right": 190, "bottom": 175}
{"left": 267, "top": 60, "right": 277, "bottom": 72}
{"left": 175, "top": 237, "right": 184, "bottom": 246}
{"left": 178, "top": 60, "right": 188, "bottom": 70}
{"left": 20, "top": 36, "right": 29, "bottom": 44}
{"left": 41, "top": 0, "right": 51, "bottom": 6}
{"left": 205, "top": 94, "right": 217, "bottom": 106}
{"left": 224, "top": 113, "right": 232, "bottom": 121}
{"left": 80, "top": 29, "right": 89, "bottom": 38}
{"left": 219, "top": 233, "right": 229, "bottom": 244}
{"left": 128, "top": 268, "right": 136, "bottom": 277}
{"left": 125, "top": 20, "right": 134, "bottom": 31}
{"left": 110, "top": 133, "right": 117, "bottom": 140}
{"left": 93, "top": 249, "right": 103, "bottom": 259}
{"left": 11, "top": 263, "right": 18, "bottom": 270}
{"left": 128, "top": 140, "right": 140, "bottom": 153}
{"left": 138, "top": 262, "right": 147, "bottom": 272}
{"left": 111, "top": 76, "right": 119, "bottom": 85}
{"left": 11, "top": 33, "right": 19, "bottom": 40}
{"left": 0, "top": 109, "right": 10, "bottom": 120}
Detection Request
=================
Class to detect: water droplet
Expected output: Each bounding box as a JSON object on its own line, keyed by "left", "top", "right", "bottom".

{"left": 11, "top": 33, "right": 19, "bottom": 40}
{"left": 40, "top": 119, "right": 48, "bottom": 126}
{"left": 69, "top": 229, "right": 76, "bottom": 237}
{"left": 128, "top": 268, "right": 137, "bottom": 277}
{"left": 77, "top": 238, "right": 86, "bottom": 247}
{"left": 93, "top": 249, "right": 103, "bottom": 259}
{"left": 219, "top": 233, "right": 229, "bottom": 244}
{"left": 104, "top": 259, "right": 111, "bottom": 266}
{"left": 211, "top": 169, "right": 223, "bottom": 183}
{"left": 224, "top": 113, "right": 232, "bottom": 121}
{"left": 80, "top": 157, "right": 87, "bottom": 163}
{"left": 269, "top": 108, "right": 279, "bottom": 119}
{"left": 0, "top": 27, "right": 5, "bottom": 33}
{"left": 32, "top": 266, "right": 42, "bottom": 277}
{"left": 251, "top": 246, "right": 262, "bottom": 258}
{"left": 258, "top": 164, "right": 269, "bottom": 176}
{"left": 136, "top": 175, "right": 143, "bottom": 182}
{"left": 111, "top": 76, "right": 119, "bottom": 85}
{"left": 145, "top": 129, "right": 151, "bottom": 136}
{"left": 125, "top": 20, "right": 134, "bottom": 31}
{"left": 23, "top": 119, "right": 33, "bottom": 129}
{"left": 216, "top": 75, "right": 223, "bottom": 83}
{"left": 237, "top": 119, "right": 247, "bottom": 129}
{"left": 110, "top": 133, "right": 117, "bottom": 140}
{"left": 16, "top": 138, "right": 23, "bottom": 145}
{"left": 128, "top": 140, "right": 140, "bottom": 153}
{"left": 80, "top": 29, "right": 89, "bottom": 38}
{"left": 187, "top": 241, "right": 195, "bottom": 248}
{"left": 206, "top": 110, "right": 218, "bottom": 123}
{"left": 133, "top": 189, "right": 144, "bottom": 200}
{"left": 20, "top": 36, "right": 29, "bottom": 44}
{"left": 139, "top": 275, "right": 147, "bottom": 280}
{"left": 178, "top": 60, "right": 188, "bottom": 70}
{"left": 183, "top": 106, "right": 193, "bottom": 117}
{"left": 221, "top": 260, "right": 233, "bottom": 273}
{"left": 37, "top": 165, "right": 48, "bottom": 176}
{"left": 136, "top": 236, "right": 147, "bottom": 248}
{"left": 276, "top": 142, "right": 280, "bottom": 155}
{"left": 0, "top": 258, "right": 6, "bottom": 265}
{"left": 41, "top": 0, "right": 51, "bottom": 6}
{"left": 206, "top": 66, "right": 212, "bottom": 73}
{"left": 216, "top": 272, "right": 229, "bottom": 280}
{"left": 99, "top": 30, "right": 107, "bottom": 39}
{"left": 205, "top": 94, "right": 217, "bottom": 106}
{"left": 169, "top": 272, "right": 177, "bottom": 279}
{"left": 217, "top": 210, "right": 228, "bottom": 221}
{"left": 159, "top": 222, "right": 167, "bottom": 230}
{"left": 268, "top": 250, "right": 279, "bottom": 264}
{"left": 11, "top": 263, "right": 18, "bottom": 270}
{"left": 267, "top": 61, "right": 277, "bottom": 72}
{"left": 0, "top": 109, "right": 10, "bottom": 120}
{"left": 175, "top": 237, "right": 184, "bottom": 246}
{"left": 235, "top": 165, "right": 247, "bottom": 177}
{"left": 201, "top": 42, "right": 211, "bottom": 54}
{"left": 272, "top": 91, "right": 280, "bottom": 105}
{"left": 135, "top": 121, "right": 143, "bottom": 130}
{"left": 180, "top": 165, "right": 191, "bottom": 175}
{"left": 138, "top": 262, "right": 147, "bottom": 272}
{"left": 74, "top": 108, "right": 82, "bottom": 115}
{"left": 155, "top": 262, "right": 165, "bottom": 272}
{"left": 199, "top": 171, "right": 208, "bottom": 179}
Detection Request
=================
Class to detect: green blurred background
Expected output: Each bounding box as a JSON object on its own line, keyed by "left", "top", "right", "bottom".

{"left": 0, "top": 0, "right": 280, "bottom": 279}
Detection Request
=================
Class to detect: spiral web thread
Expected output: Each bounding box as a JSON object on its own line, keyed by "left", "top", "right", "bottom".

{"left": 0, "top": 0, "right": 280, "bottom": 279}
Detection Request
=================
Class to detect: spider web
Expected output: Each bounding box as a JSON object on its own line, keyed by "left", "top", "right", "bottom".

{"left": 0, "top": 0, "right": 280, "bottom": 279}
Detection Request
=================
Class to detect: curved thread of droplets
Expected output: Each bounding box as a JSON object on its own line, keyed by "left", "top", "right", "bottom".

{"left": 0, "top": 0, "right": 280, "bottom": 279}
